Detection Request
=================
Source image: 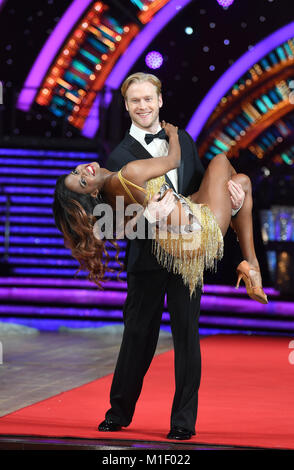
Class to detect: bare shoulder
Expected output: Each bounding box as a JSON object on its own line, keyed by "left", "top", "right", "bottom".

{"left": 121, "top": 160, "right": 145, "bottom": 186}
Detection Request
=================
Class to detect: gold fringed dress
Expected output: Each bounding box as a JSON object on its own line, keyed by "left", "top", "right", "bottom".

{"left": 117, "top": 170, "right": 224, "bottom": 297}
{"left": 145, "top": 176, "right": 224, "bottom": 296}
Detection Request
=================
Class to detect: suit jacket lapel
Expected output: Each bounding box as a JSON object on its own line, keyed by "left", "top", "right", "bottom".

{"left": 177, "top": 160, "right": 184, "bottom": 194}
{"left": 129, "top": 135, "right": 153, "bottom": 160}
{"left": 126, "top": 132, "right": 180, "bottom": 193}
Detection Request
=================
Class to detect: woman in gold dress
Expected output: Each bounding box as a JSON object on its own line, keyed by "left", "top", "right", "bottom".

{"left": 53, "top": 122, "right": 267, "bottom": 304}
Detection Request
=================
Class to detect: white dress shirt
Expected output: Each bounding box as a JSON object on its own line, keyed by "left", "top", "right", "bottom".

{"left": 129, "top": 123, "right": 179, "bottom": 224}
{"left": 129, "top": 123, "right": 178, "bottom": 192}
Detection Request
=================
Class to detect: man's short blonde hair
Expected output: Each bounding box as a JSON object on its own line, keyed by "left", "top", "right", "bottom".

{"left": 121, "top": 72, "right": 162, "bottom": 100}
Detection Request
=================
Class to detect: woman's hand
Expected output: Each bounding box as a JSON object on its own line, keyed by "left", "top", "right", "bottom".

{"left": 161, "top": 121, "right": 178, "bottom": 138}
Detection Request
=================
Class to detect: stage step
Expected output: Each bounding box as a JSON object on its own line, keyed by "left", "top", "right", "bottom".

{"left": 0, "top": 276, "right": 291, "bottom": 334}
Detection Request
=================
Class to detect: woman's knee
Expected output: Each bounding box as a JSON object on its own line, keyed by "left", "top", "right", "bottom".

{"left": 208, "top": 153, "right": 231, "bottom": 173}
{"left": 232, "top": 173, "right": 251, "bottom": 192}
{"left": 212, "top": 153, "right": 229, "bottom": 165}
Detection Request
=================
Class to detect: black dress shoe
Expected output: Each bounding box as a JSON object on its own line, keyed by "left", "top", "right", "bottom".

{"left": 98, "top": 419, "right": 122, "bottom": 432}
{"left": 166, "top": 427, "right": 195, "bottom": 440}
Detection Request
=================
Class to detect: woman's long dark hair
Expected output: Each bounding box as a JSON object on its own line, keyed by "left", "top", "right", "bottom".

{"left": 53, "top": 174, "right": 121, "bottom": 288}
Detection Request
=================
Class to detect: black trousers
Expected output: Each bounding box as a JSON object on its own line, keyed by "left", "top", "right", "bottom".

{"left": 105, "top": 269, "right": 202, "bottom": 433}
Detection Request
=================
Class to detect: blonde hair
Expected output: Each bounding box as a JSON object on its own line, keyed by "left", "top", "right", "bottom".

{"left": 121, "top": 72, "right": 162, "bottom": 100}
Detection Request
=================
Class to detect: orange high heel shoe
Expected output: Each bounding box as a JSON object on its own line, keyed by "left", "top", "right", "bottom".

{"left": 236, "top": 260, "right": 268, "bottom": 304}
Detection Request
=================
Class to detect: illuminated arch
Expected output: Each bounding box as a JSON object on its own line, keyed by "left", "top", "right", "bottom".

{"left": 83, "top": 0, "right": 192, "bottom": 137}
{"left": 17, "top": 0, "right": 93, "bottom": 111}
{"left": 186, "top": 21, "right": 294, "bottom": 141}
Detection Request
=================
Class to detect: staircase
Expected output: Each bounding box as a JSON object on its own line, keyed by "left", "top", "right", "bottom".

{"left": 0, "top": 147, "right": 293, "bottom": 335}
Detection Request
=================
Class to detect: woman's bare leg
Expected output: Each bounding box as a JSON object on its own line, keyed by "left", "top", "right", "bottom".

{"left": 190, "top": 154, "right": 258, "bottom": 267}
{"left": 189, "top": 154, "right": 267, "bottom": 302}
{"left": 229, "top": 173, "right": 259, "bottom": 269}
{"left": 190, "top": 154, "right": 234, "bottom": 236}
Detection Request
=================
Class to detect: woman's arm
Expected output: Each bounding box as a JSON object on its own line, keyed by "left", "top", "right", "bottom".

{"left": 122, "top": 122, "right": 181, "bottom": 187}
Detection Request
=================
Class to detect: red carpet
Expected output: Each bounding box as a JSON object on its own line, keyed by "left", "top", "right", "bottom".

{"left": 0, "top": 335, "right": 293, "bottom": 449}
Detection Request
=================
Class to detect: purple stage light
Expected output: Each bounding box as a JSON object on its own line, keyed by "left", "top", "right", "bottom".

{"left": 7, "top": 196, "right": 53, "bottom": 205}
{"left": 0, "top": 227, "right": 58, "bottom": 235}
{"left": 216, "top": 0, "right": 234, "bottom": 6}
{"left": 0, "top": 277, "right": 277, "bottom": 296}
{"left": 12, "top": 267, "right": 127, "bottom": 278}
{"left": 145, "top": 51, "right": 163, "bottom": 69}
{"left": 0, "top": 159, "right": 94, "bottom": 169}
{"left": 0, "top": 277, "right": 127, "bottom": 288}
{"left": 0, "top": 148, "right": 98, "bottom": 158}
{"left": 0, "top": 0, "right": 7, "bottom": 12}
{"left": 0, "top": 177, "right": 59, "bottom": 186}
{"left": 0, "top": 236, "right": 63, "bottom": 245}
{"left": 3, "top": 187, "right": 54, "bottom": 195}
{"left": 5, "top": 206, "right": 53, "bottom": 214}
{"left": 1, "top": 287, "right": 294, "bottom": 331}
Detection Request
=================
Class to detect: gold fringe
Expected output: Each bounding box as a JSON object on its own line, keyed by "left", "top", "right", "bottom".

{"left": 146, "top": 177, "right": 224, "bottom": 297}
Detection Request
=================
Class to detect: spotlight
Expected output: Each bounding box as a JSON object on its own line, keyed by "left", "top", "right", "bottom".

{"left": 145, "top": 51, "right": 163, "bottom": 69}
{"left": 261, "top": 167, "right": 270, "bottom": 177}
{"left": 216, "top": 0, "right": 234, "bottom": 6}
{"left": 185, "top": 26, "right": 193, "bottom": 35}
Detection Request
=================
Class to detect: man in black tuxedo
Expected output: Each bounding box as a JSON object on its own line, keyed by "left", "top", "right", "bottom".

{"left": 98, "top": 72, "right": 242, "bottom": 440}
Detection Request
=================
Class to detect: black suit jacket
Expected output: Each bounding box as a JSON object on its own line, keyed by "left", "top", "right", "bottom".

{"left": 105, "top": 129, "right": 205, "bottom": 272}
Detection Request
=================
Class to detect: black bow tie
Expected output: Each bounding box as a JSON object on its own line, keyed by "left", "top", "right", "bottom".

{"left": 144, "top": 128, "right": 167, "bottom": 145}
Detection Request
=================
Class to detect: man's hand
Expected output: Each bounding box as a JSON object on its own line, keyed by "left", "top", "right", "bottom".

{"left": 144, "top": 190, "right": 176, "bottom": 224}
{"left": 228, "top": 180, "right": 245, "bottom": 212}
